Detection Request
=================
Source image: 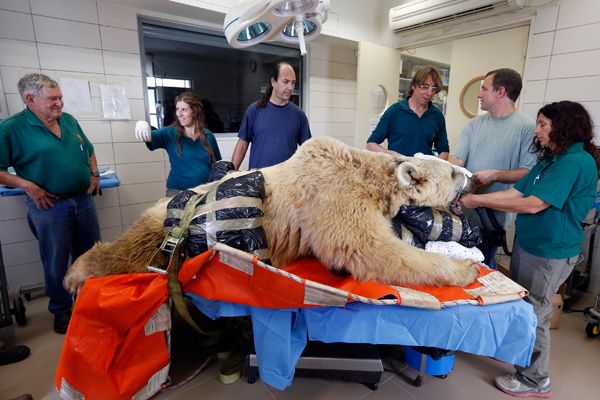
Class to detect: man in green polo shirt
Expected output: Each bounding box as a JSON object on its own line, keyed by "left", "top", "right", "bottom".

{"left": 0, "top": 73, "right": 101, "bottom": 334}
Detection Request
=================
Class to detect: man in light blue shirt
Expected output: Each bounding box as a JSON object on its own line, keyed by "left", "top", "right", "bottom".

{"left": 450, "top": 68, "right": 536, "bottom": 266}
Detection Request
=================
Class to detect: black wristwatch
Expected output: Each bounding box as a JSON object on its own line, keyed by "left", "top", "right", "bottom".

{"left": 91, "top": 170, "right": 100, "bottom": 177}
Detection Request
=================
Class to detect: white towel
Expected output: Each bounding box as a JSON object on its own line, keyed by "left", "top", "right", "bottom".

{"left": 425, "top": 241, "right": 484, "bottom": 262}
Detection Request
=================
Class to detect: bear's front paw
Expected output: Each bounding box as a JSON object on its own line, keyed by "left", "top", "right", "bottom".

{"left": 450, "top": 259, "right": 480, "bottom": 287}
{"left": 63, "top": 268, "right": 89, "bottom": 294}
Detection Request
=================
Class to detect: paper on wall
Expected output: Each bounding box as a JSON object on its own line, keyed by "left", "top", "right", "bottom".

{"left": 99, "top": 84, "right": 131, "bottom": 120}
{"left": 60, "top": 79, "right": 93, "bottom": 115}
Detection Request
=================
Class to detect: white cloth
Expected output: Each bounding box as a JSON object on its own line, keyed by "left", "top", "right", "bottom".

{"left": 425, "top": 240, "right": 485, "bottom": 262}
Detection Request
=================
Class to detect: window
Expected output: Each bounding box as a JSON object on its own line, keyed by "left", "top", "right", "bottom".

{"left": 140, "top": 19, "right": 304, "bottom": 133}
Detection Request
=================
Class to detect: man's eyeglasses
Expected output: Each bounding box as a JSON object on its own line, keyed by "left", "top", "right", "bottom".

{"left": 417, "top": 84, "right": 440, "bottom": 93}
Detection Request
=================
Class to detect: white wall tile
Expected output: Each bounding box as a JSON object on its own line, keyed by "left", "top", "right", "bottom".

{"left": 38, "top": 43, "right": 103, "bottom": 73}
{"left": 115, "top": 162, "right": 166, "bottom": 185}
{"left": 0, "top": 9, "right": 34, "bottom": 41}
{"left": 120, "top": 202, "right": 158, "bottom": 225}
{"left": 545, "top": 76, "right": 600, "bottom": 102}
{"left": 549, "top": 49, "right": 600, "bottom": 79}
{"left": 333, "top": 78, "right": 356, "bottom": 94}
{"left": 128, "top": 98, "right": 145, "bottom": 121}
{"left": 524, "top": 56, "right": 550, "bottom": 81}
{"left": 30, "top": 0, "right": 97, "bottom": 24}
{"left": 333, "top": 60, "right": 358, "bottom": 80}
{"left": 528, "top": 32, "right": 554, "bottom": 57}
{"left": 6, "top": 93, "right": 24, "bottom": 114}
{"left": 0, "top": 0, "right": 30, "bottom": 13}
{"left": 532, "top": 5, "right": 559, "bottom": 34}
{"left": 522, "top": 80, "right": 546, "bottom": 103}
{"left": 93, "top": 142, "right": 115, "bottom": 165}
{"left": 332, "top": 47, "right": 357, "bottom": 65}
{"left": 105, "top": 75, "right": 143, "bottom": 99}
{"left": 103, "top": 50, "right": 142, "bottom": 76}
{"left": 309, "top": 107, "right": 331, "bottom": 123}
{"left": 48, "top": 70, "right": 104, "bottom": 97}
{"left": 0, "top": 39, "right": 40, "bottom": 68}
{"left": 0, "top": 218, "right": 34, "bottom": 244}
{"left": 309, "top": 42, "right": 331, "bottom": 60}
{"left": 94, "top": 186, "right": 119, "bottom": 208}
{"left": 97, "top": 2, "right": 138, "bottom": 30}
{"left": 100, "top": 26, "right": 139, "bottom": 54}
{"left": 110, "top": 120, "right": 137, "bottom": 142}
{"left": 97, "top": 206, "right": 122, "bottom": 229}
{"left": 79, "top": 120, "right": 112, "bottom": 143}
{"left": 520, "top": 102, "right": 543, "bottom": 120}
{"left": 332, "top": 92, "right": 356, "bottom": 109}
{"left": 553, "top": 23, "right": 600, "bottom": 55}
{"left": 0, "top": 195, "right": 27, "bottom": 221}
{"left": 5, "top": 261, "right": 44, "bottom": 291}
{"left": 118, "top": 181, "right": 165, "bottom": 206}
{"left": 33, "top": 15, "right": 101, "bottom": 49}
{"left": 310, "top": 58, "right": 332, "bottom": 77}
{"left": 114, "top": 142, "right": 164, "bottom": 164}
{"left": 3, "top": 240, "right": 40, "bottom": 266}
{"left": 581, "top": 102, "right": 600, "bottom": 129}
{"left": 100, "top": 226, "right": 122, "bottom": 243}
{"left": 0, "top": 66, "right": 39, "bottom": 93}
{"left": 557, "top": 0, "right": 600, "bottom": 29}
{"left": 310, "top": 91, "right": 333, "bottom": 107}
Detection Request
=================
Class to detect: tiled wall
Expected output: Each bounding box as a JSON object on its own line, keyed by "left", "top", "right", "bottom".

{"left": 308, "top": 42, "right": 358, "bottom": 147}
{"left": 0, "top": 0, "right": 357, "bottom": 290}
{"left": 520, "top": 0, "right": 600, "bottom": 293}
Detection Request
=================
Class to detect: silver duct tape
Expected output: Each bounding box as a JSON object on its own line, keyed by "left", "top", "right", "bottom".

{"left": 429, "top": 210, "right": 443, "bottom": 241}
{"left": 133, "top": 364, "right": 170, "bottom": 400}
{"left": 206, "top": 189, "right": 217, "bottom": 246}
{"left": 219, "top": 251, "right": 254, "bottom": 275}
{"left": 189, "top": 217, "right": 264, "bottom": 236}
{"left": 249, "top": 247, "right": 270, "bottom": 260}
{"left": 304, "top": 280, "right": 348, "bottom": 307}
{"left": 192, "top": 196, "right": 263, "bottom": 218}
{"left": 60, "top": 377, "right": 85, "bottom": 400}
{"left": 450, "top": 214, "right": 463, "bottom": 241}
{"left": 167, "top": 196, "right": 263, "bottom": 220}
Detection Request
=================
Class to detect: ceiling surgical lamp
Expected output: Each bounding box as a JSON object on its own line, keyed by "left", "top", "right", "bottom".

{"left": 224, "top": 0, "right": 331, "bottom": 56}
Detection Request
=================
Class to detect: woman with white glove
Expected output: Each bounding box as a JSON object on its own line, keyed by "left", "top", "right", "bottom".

{"left": 135, "top": 92, "right": 221, "bottom": 196}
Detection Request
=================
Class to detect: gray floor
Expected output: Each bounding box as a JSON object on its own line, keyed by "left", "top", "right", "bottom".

{"left": 1, "top": 294, "right": 599, "bottom": 400}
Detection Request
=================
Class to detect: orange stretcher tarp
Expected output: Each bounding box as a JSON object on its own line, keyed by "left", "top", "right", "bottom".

{"left": 183, "top": 243, "right": 528, "bottom": 310}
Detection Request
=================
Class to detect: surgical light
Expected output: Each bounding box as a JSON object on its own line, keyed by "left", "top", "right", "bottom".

{"left": 224, "top": 0, "right": 330, "bottom": 56}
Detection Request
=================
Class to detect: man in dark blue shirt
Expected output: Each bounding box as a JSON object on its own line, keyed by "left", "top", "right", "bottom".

{"left": 367, "top": 66, "right": 449, "bottom": 159}
{"left": 232, "top": 62, "right": 311, "bottom": 169}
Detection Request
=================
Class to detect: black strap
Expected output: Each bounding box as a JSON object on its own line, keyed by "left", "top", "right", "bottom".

{"left": 475, "top": 207, "right": 512, "bottom": 256}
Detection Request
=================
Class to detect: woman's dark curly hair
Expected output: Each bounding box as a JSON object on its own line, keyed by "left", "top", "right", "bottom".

{"left": 533, "top": 101, "right": 600, "bottom": 174}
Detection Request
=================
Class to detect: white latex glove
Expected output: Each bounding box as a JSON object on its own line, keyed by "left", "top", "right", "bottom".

{"left": 135, "top": 120, "right": 152, "bottom": 142}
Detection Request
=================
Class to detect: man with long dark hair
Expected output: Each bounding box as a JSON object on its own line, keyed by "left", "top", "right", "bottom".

{"left": 231, "top": 62, "right": 311, "bottom": 169}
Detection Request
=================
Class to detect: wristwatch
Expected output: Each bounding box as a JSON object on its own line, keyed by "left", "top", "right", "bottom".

{"left": 91, "top": 170, "right": 100, "bottom": 177}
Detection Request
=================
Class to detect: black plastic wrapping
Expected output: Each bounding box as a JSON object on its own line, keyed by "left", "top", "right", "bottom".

{"left": 392, "top": 205, "right": 481, "bottom": 248}
{"left": 208, "top": 160, "right": 236, "bottom": 182}
{"left": 164, "top": 171, "right": 269, "bottom": 261}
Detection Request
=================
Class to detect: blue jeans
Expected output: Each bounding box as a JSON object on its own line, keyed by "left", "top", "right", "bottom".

{"left": 26, "top": 193, "right": 100, "bottom": 314}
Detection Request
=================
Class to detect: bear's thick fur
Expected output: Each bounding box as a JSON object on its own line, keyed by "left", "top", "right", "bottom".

{"left": 64, "top": 137, "right": 479, "bottom": 292}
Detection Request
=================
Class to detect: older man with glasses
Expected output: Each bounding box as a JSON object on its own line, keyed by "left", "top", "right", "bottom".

{"left": 367, "top": 66, "right": 449, "bottom": 160}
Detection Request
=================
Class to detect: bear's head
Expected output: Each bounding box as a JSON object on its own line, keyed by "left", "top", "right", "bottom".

{"left": 393, "top": 153, "right": 476, "bottom": 209}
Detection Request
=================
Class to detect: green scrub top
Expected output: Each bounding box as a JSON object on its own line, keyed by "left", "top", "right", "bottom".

{"left": 514, "top": 142, "right": 597, "bottom": 259}
{"left": 0, "top": 108, "right": 94, "bottom": 194}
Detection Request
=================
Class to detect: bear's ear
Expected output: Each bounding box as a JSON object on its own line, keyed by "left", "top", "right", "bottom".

{"left": 396, "top": 161, "right": 421, "bottom": 187}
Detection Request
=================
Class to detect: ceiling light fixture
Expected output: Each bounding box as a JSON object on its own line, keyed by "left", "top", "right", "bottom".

{"left": 224, "top": 0, "right": 330, "bottom": 56}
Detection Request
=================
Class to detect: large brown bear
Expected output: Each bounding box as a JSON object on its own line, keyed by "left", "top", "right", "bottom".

{"left": 64, "top": 137, "right": 479, "bottom": 292}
